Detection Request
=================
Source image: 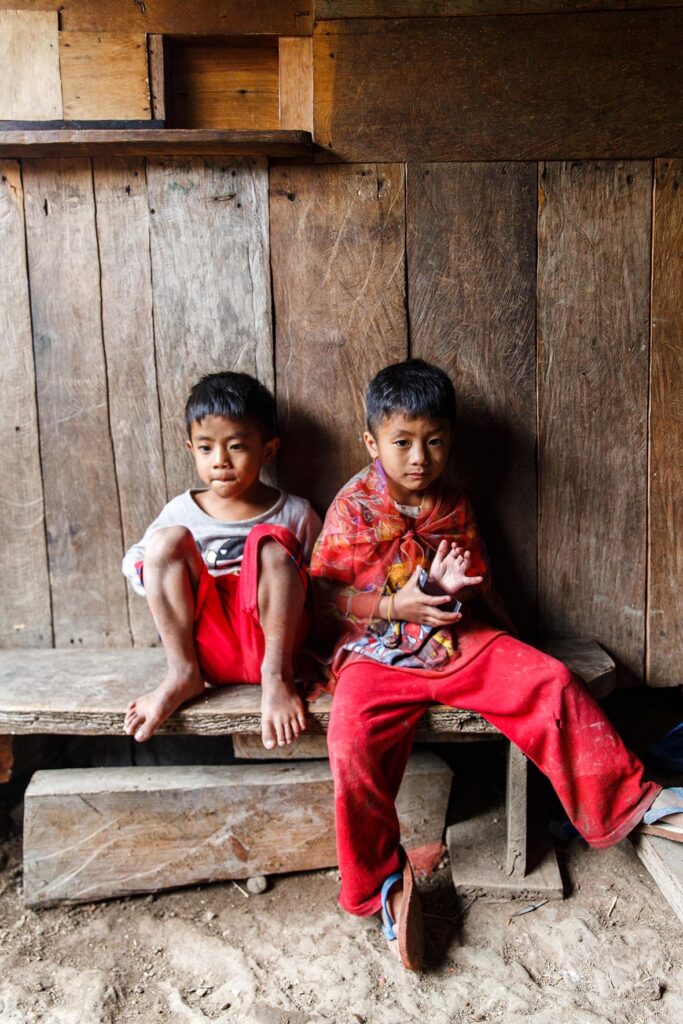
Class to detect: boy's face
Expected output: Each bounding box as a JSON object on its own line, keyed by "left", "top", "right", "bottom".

{"left": 363, "top": 413, "right": 452, "bottom": 505}
{"left": 187, "top": 415, "right": 278, "bottom": 503}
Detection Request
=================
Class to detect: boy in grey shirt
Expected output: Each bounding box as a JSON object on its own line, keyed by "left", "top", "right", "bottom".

{"left": 122, "top": 372, "right": 321, "bottom": 750}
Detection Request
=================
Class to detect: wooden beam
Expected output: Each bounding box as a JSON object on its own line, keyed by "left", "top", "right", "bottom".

{"left": 315, "top": 0, "right": 683, "bottom": 15}
{"left": 279, "top": 37, "right": 313, "bottom": 133}
{"left": 23, "top": 753, "right": 452, "bottom": 905}
{"left": 0, "top": 10, "right": 62, "bottom": 120}
{"left": 631, "top": 832, "right": 683, "bottom": 927}
{"left": 0, "top": 129, "right": 313, "bottom": 159}
{"left": 0, "top": 736, "right": 12, "bottom": 783}
{"left": 233, "top": 733, "right": 328, "bottom": 759}
{"left": 59, "top": 32, "right": 151, "bottom": 121}
{"left": 147, "top": 34, "right": 166, "bottom": 122}
{"left": 505, "top": 744, "right": 527, "bottom": 877}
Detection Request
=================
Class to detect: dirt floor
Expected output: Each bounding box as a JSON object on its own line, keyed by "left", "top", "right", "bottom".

{"left": 1, "top": 826, "right": 682, "bottom": 1024}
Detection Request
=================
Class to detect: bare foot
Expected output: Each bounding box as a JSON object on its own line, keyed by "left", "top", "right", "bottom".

{"left": 124, "top": 670, "right": 205, "bottom": 743}
{"left": 645, "top": 788, "right": 683, "bottom": 831}
{"left": 261, "top": 675, "right": 307, "bottom": 750}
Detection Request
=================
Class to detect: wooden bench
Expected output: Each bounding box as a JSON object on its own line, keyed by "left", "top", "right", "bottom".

{"left": 0, "top": 640, "right": 615, "bottom": 906}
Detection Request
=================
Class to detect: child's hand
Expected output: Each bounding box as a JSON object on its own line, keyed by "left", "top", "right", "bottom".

{"left": 429, "top": 539, "right": 484, "bottom": 597}
{"left": 392, "top": 566, "right": 463, "bottom": 628}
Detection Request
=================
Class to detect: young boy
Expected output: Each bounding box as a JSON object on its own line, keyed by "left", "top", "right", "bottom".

{"left": 122, "top": 371, "right": 321, "bottom": 751}
{"left": 311, "top": 358, "right": 683, "bottom": 971}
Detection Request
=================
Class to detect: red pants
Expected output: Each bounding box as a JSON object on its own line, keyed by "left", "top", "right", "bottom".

{"left": 193, "top": 524, "right": 307, "bottom": 686}
{"left": 327, "top": 634, "right": 659, "bottom": 916}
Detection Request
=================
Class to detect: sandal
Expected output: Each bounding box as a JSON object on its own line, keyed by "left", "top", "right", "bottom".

{"left": 641, "top": 787, "right": 683, "bottom": 842}
{"left": 380, "top": 855, "right": 424, "bottom": 971}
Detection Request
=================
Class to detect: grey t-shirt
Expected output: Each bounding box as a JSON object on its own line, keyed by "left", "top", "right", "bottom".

{"left": 122, "top": 489, "right": 322, "bottom": 597}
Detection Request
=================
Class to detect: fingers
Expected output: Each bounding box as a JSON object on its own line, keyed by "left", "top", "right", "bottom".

{"left": 460, "top": 574, "right": 484, "bottom": 588}
{"left": 424, "top": 610, "right": 463, "bottom": 627}
{"left": 422, "top": 593, "right": 454, "bottom": 606}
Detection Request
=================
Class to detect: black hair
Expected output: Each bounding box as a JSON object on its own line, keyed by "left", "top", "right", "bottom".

{"left": 365, "top": 359, "right": 457, "bottom": 434}
{"left": 185, "top": 371, "right": 276, "bottom": 439}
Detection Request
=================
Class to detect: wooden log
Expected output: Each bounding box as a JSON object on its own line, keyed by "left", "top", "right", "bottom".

{"left": 408, "top": 162, "right": 537, "bottom": 637}
{"left": 0, "top": 161, "right": 52, "bottom": 647}
{"left": 270, "top": 163, "right": 408, "bottom": 513}
{"left": 0, "top": 1, "right": 314, "bottom": 36}
{"left": 23, "top": 752, "right": 452, "bottom": 905}
{"left": 313, "top": 14, "right": 683, "bottom": 162}
{"left": 92, "top": 158, "right": 166, "bottom": 646}
{"left": 0, "top": 648, "right": 499, "bottom": 737}
{"left": 537, "top": 162, "right": 651, "bottom": 678}
{"left": 0, "top": 736, "right": 12, "bottom": 783}
{"left": 505, "top": 743, "right": 527, "bottom": 877}
{"left": 279, "top": 37, "right": 313, "bottom": 133}
{"left": 165, "top": 38, "right": 279, "bottom": 130}
{"left": 0, "top": 10, "right": 62, "bottom": 120}
{"left": 22, "top": 158, "right": 131, "bottom": 648}
{"left": 147, "top": 34, "right": 166, "bottom": 122}
{"left": 59, "top": 32, "right": 151, "bottom": 121}
{"left": 147, "top": 157, "right": 274, "bottom": 497}
{"left": 647, "top": 159, "right": 683, "bottom": 687}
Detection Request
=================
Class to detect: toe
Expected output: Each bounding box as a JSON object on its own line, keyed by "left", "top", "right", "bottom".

{"left": 261, "top": 721, "right": 276, "bottom": 750}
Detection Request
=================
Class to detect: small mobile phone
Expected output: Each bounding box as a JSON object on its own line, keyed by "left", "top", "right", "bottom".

{"left": 418, "top": 568, "right": 462, "bottom": 614}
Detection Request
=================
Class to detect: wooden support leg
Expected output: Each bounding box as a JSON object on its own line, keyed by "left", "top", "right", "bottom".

{"left": 506, "top": 741, "right": 528, "bottom": 877}
{"left": 0, "top": 735, "right": 13, "bottom": 783}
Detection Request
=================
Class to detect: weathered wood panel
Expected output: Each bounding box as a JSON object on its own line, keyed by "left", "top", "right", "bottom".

{"left": 233, "top": 733, "right": 329, "bottom": 759}
{"left": 270, "top": 164, "right": 408, "bottom": 512}
{"left": 537, "top": 161, "right": 651, "bottom": 677}
{"left": 313, "top": 14, "right": 683, "bottom": 162}
{"left": 279, "top": 37, "right": 313, "bottom": 133}
{"left": 0, "top": 161, "right": 52, "bottom": 648}
{"left": 166, "top": 39, "right": 279, "bottom": 130}
{"left": 0, "top": 10, "right": 62, "bottom": 120}
{"left": 23, "top": 753, "right": 452, "bottom": 905}
{"left": 59, "top": 31, "right": 151, "bottom": 121}
{"left": 148, "top": 34, "right": 166, "bottom": 122}
{"left": 316, "top": 0, "right": 683, "bottom": 15}
{"left": 92, "top": 159, "right": 165, "bottom": 646}
{"left": 22, "top": 159, "right": 131, "bottom": 647}
{"left": 647, "top": 160, "right": 683, "bottom": 687}
{"left": 408, "top": 162, "right": 537, "bottom": 637}
{"left": 147, "top": 158, "right": 273, "bottom": 497}
{"left": 0, "top": 1, "right": 313, "bottom": 35}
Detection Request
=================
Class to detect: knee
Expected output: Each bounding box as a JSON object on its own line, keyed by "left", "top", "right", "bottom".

{"left": 144, "top": 526, "right": 195, "bottom": 567}
{"left": 258, "top": 536, "right": 292, "bottom": 570}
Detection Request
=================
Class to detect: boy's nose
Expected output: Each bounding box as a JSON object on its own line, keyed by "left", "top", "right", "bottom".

{"left": 410, "top": 446, "right": 428, "bottom": 465}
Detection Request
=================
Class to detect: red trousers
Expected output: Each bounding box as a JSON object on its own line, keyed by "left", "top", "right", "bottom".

{"left": 327, "top": 634, "right": 660, "bottom": 916}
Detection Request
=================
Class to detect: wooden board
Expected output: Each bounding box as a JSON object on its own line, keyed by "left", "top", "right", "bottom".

{"left": 631, "top": 832, "right": 683, "bottom": 928}
{"left": 506, "top": 744, "right": 528, "bottom": 877}
{"left": 147, "top": 157, "right": 273, "bottom": 497}
{"left": 313, "top": 14, "right": 683, "bottom": 162}
{"left": 23, "top": 753, "right": 452, "bottom": 904}
{"left": 0, "top": 10, "right": 62, "bottom": 120}
{"left": 0, "top": 2, "right": 314, "bottom": 35}
{"left": 408, "top": 162, "right": 537, "bottom": 637}
{"left": 279, "top": 37, "right": 313, "bottom": 133}
{"left": 647, "top": 160, "right": 683, "bottom": 687}
{"left": 22, "top": 159, "right": 131, "bottom": 648}
{"left": 148, "top": 34, "right": 166, "bottom": 122}
{"left": 0, "top": 648, "right": 499, "bottom": 737}
{"left": 166, "top": 39, "right": 279, "bottom": 130}
{"left": 233, "top": 733, "right": 329, "bottom": 759}
{"left": 59, "top": 32, "right": 151, "bottom": 121}
{"left": 316, "top": 1, "right": 683, "bottom": 14}
{"left": 92, "top": 158, "right": 166, "bottom": 646}
{"left": 0, "top": 129, "right": 313, "bottom": 160}
{"left": 539, "top": 638, "right": 616, "bottom": 699}
{"left": 537, "top": 162, "right": 651, "bottom": 678}
{"left": 270, "top": 163, "right": 408, "bottom": 513}
{"left": 0, "top": 161, "right": 52, "bottom": 648}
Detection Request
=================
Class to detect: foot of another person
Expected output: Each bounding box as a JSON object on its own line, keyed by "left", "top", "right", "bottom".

{"left": 642, "top": 787, "right": 683, "bottom": 839}
{"left": 260, "top": 674, "right": 307, "bottom": 750}
{"left": 124, "top": 669, "right": 205, "bottom": 743}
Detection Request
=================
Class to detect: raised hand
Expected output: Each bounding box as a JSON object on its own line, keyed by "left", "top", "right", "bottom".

{"left": 429, "top": 539, "right": 484, "bottom": 597}
{"left": 392, "top": 565, "right": 463, "bottom": 628}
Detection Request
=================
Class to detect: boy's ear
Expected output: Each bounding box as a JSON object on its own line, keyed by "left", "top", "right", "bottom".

{"left": 363, "top": 430, "right": 379, "bottom": 459}
{"left": 263, "top": 436, "right": 280, "bottom": 463}
{"left": 186, "top": 438, "right": 194, "bottom": 452}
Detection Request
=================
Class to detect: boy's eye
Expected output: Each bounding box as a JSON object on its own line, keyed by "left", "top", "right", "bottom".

{"left": 428, "top": 438, "right": 443, "bottom": 447}
{"left": 198, "top": 445, "right": 211, "bottom": 452}
{"left": 230, "top": 444, "right": 246, "bottom": 451}
{"left": 394, "top": 439, "right": 410, "bottom": 448}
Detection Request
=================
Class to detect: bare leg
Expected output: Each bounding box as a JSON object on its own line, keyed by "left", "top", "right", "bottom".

{"left": 124, "top": 527, "right": 206, "bottom": 742}
{"left": 257, "top": 538, "right": 307, "bottom": 750}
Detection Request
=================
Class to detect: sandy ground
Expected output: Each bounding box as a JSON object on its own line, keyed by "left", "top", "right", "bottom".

{"left": 1, "top": 827, "right": 682, "bottom": 1024}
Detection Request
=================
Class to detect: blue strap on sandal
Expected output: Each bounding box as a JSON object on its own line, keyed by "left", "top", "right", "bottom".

{"left": 643, "top": 787, "right": 683, "bottom": 828}
{"left": 380, "top": 871, "right": 403, "bottom": 941}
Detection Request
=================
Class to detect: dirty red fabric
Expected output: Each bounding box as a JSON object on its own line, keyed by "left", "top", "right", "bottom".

{"left": 327, "top": 633, "right": 660, "bottom": 916}
{"left": 193, "top": 523, "right": 308, "bottom": 686}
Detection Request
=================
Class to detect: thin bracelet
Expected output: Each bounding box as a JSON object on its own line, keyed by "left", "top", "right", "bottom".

{"left": 387, "top": 593, "right": 395, "bottom": 625}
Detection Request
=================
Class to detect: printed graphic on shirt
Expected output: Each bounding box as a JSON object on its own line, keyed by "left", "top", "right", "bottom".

{"left": 205, "top": 536, "right": 246, "bottom": 572}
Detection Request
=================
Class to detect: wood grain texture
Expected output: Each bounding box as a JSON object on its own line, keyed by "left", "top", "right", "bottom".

{"left": 313, "top": 14, "right": 683, "bottom": 162}
{"left": 22, "top": 159, "right": 131, "bottom": 648}
{"left": 270, "top": 163, "right": 408, "bottom": 513}
{"left": 537, "top": 161, "right": 651, "bottom": 677}
{"left": 408, "top": 162, "right": 537, "bottom": 637}
{"left": 23, "top": 753, "right": 451, "bottom": 905}
{"left": 147, "top": 157, "right": 273, "bottom": 497}
{"left": 279, "top": 37, "right": 313, "bottom": 133}
{"left": 59, "top": 32, "right": 151, "bottom": 121}
{"left": 0, "top": 1, "right": 313, "bottom": 35}
{"left": 166, "top": 39, "right": 279, "bottom": 130}
{"left": 0, "top": 10, "right": 62, "bottom": 120}
{"left": 148, "top": 34, "right": 166, "bottom": 122}
{"left": 233, "top": 733, "right": 329, "bottom": 759}
{"left": 505, "top": 743, "right": 527, "bottom": 877}
{"left": 631, "top": 832, "right": 683, "bottom": 927}
{"left": 0, "top": 161, "right": 52, "bottom": 647}
{"left": 648, "top": 160, "right": 683, "bottom": 687}
{"left": 316, "top": 0, "right": 683, "bottom": 15}
{"left": 92, "top": 158, "right": 165, "bottom": 647}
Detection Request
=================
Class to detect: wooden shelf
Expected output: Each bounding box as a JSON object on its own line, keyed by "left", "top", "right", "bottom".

{"left": 0, "top": 128, "right": 313, "bottom": 159}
